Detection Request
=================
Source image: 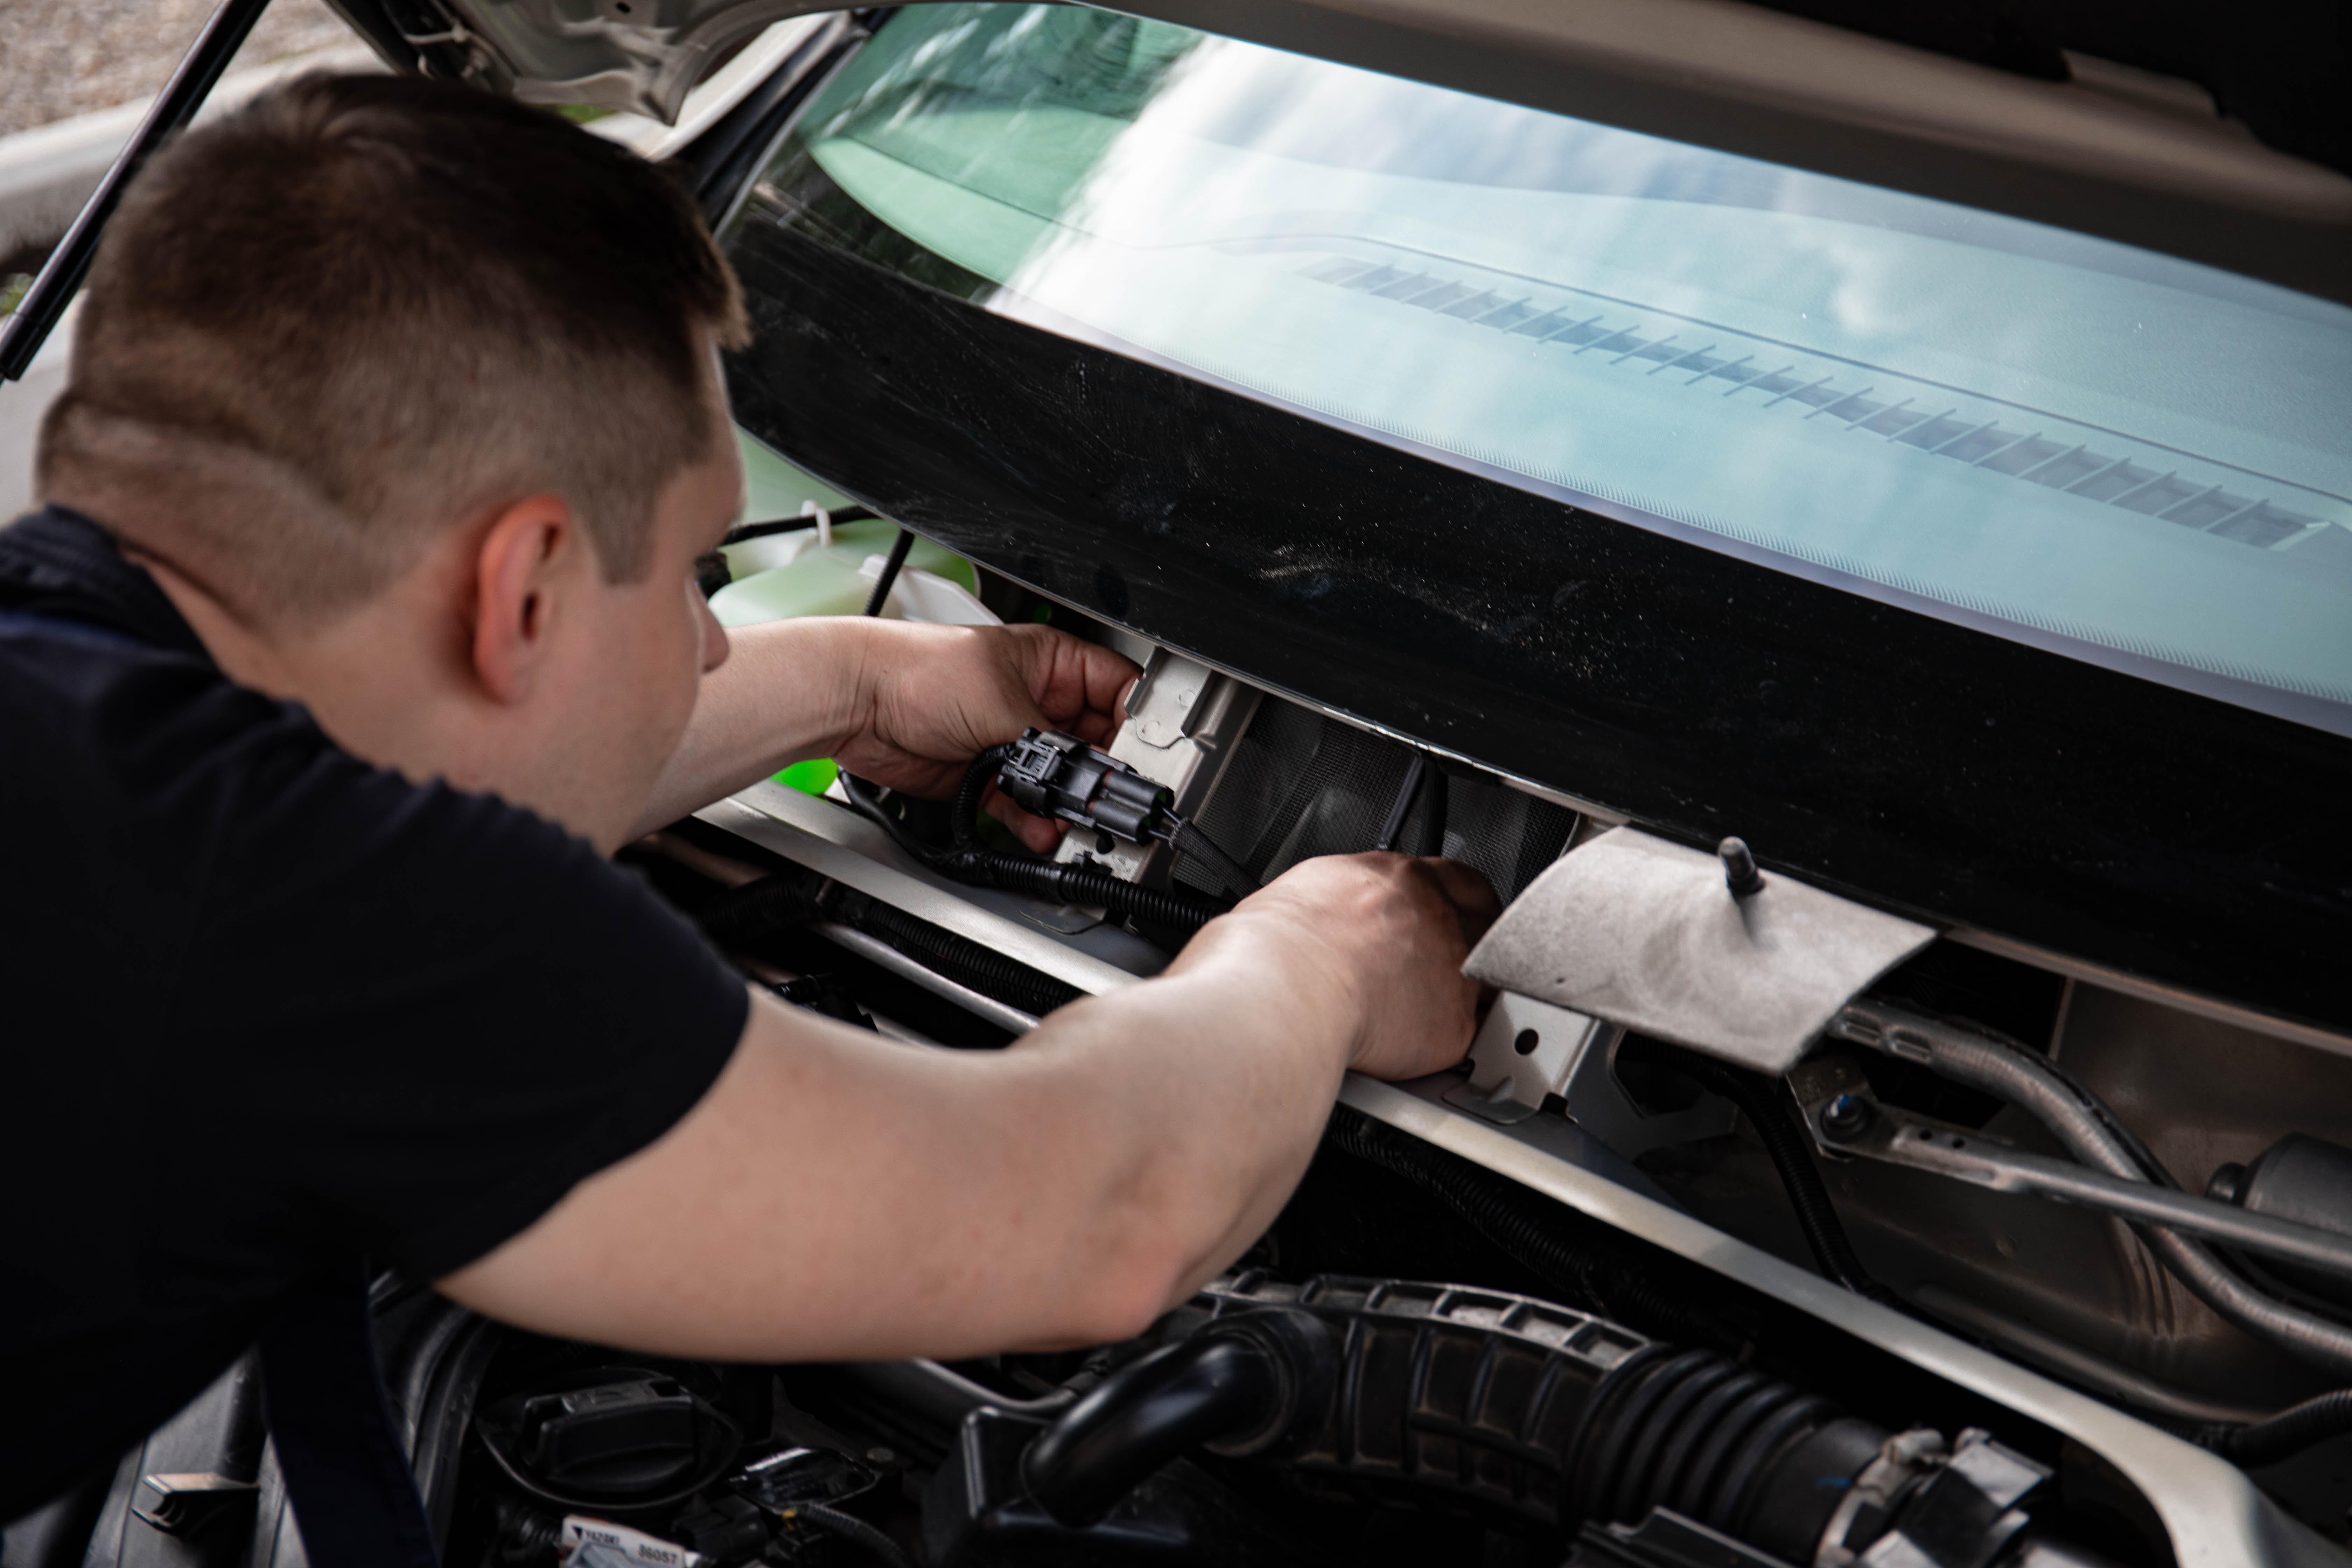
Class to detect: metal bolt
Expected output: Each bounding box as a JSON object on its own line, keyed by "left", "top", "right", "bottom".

{"left": 1718, "top": 836, "right": 1764, "bottom": 898}
{"left": 2206, "top": 1162, "right": 2248, "bottom": 1206}
{"left": 1821, "top": 1092, "right": 1875, "bottom": 1141}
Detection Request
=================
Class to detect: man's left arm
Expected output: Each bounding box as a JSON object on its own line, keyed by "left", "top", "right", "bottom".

{"left": 628, "top": 616, "right": 1137, "bottom": 844}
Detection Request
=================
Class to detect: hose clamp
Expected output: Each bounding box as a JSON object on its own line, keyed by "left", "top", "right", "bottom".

{"left": 1814, "top": 1428, "right": 1944, "bottom": 1568}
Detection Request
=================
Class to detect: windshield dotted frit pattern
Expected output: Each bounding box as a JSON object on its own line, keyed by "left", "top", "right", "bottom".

{"left": 738, "top": 2, "right": 2352, "bottom": 733}
{"left": 1303, "top": 254, "right": 2328, "bottom": 556}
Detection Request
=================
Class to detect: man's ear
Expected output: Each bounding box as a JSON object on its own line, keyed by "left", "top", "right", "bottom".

{"left": 471, "top": 495, "right": 580, "bottom": 704}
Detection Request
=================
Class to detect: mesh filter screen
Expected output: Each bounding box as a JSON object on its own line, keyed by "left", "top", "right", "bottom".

{"left": 1175, "top": 702, "right": 1577, "bottom": 904}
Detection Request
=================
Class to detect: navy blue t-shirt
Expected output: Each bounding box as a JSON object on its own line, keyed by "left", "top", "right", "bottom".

{"left": 0, "top": 507, "right": 749, "bottom": 1518}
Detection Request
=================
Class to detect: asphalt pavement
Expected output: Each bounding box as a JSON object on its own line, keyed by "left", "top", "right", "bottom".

{"left": 0, "top": 0, "right": 352, "bottom": 143}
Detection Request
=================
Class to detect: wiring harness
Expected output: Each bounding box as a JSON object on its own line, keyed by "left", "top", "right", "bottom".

{"left": 840, "top": 730, "right": 1254, "bottom": 936}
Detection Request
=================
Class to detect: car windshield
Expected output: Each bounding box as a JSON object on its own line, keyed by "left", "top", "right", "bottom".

{"left": 742, "top": 2, "right": 2352, "bottom": 734}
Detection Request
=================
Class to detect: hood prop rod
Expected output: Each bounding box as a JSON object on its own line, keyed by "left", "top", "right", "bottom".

{"left": 0, "top": 0, "right": 273, "bottom": 381}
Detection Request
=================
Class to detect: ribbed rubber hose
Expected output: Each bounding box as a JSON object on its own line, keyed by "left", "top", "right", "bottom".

{"left": 2199, "top": 1388, "right": 2352, "bottom": 1466}
{"left": 696, "top": 864, "right": 827, "bottom": 943}
{"left": 1325, "top": 1104, "right": 1732, "bottom": 1346}
{"left": 951, "top": 853, "right": 1230, "bottom": 932}
{"left": 1843, "top": 1003, "right": 2352, "bottom": 1377}
{"left": 792, "top": 1504, "right": 915, "bottom": 1568}
{"left": 1681, "top": 1060, "right": 1902, "bottom": 1307}
{"left": 950, "top": 744, "right": 1016, "bottom": 849}
{"left": 1559, "top": 1345, "right": 1840, "bottom": 1540}
{"left": 834, "top": 889, "right": 1081, "bottom": 1018}
{"left": 943, "top": 748, "right": 1232, "bottom": 932}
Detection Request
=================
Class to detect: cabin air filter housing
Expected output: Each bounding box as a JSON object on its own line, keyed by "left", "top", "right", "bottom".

{"left": 1171, "top": 699, "right": 1580, "bottom": 906}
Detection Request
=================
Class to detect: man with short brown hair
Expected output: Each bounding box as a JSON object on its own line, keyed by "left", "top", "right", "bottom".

{"left": 39, "top": 74, "right": 746, "bottom": 626}
{"left": 1, "top": 73, "right": 1492, "bottom": 1547}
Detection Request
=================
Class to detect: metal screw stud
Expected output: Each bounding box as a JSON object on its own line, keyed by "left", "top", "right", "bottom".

{"left": 1719, "top": 836, "right": 1764, "bottom": 898}
{"left": 1821, "top": 1092, "right": 1875, "bottom": 1141}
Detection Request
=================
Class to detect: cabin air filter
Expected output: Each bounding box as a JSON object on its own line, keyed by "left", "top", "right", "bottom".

{"left": 1464, "top": 827, "right": 1934, "bottom": 1075}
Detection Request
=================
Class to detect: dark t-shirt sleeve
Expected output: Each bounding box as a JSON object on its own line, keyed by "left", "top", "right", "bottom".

{"left": 169, "top": 690, "right": 749, "bottom": 1281}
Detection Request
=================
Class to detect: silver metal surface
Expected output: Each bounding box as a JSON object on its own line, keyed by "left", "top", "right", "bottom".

{"left": 1802, "top": 1095, "right": 2352, "bottom": 1282}
{"left": 699, "top": 785, "right": 1155, "bottom": 995}
{"left": 1831, "top": 998, "right": 2352, "bottom": 1377}
{"left": 1443, "top": 993, "right": 1738, "bottom": 1158}
{"left": 1346, "top": 1074, "right": 2339, "bottom": 1567}
{"left": 812, "top": 921, "right": 1042, "bottom": 1036}
{"left": 1909, "top": 1285, "right": 2266, "bottom": 1427}
{"left": 1769, "top": 985, "right": 2352, "bottom": 1410}
{"left": 1444, "top": 992, "right": 1607, "bottom": 1122}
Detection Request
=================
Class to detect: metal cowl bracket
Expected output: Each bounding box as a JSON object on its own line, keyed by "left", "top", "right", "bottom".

{"left": 1443, "top": 993, "right": 1736, "bottom": 1160}
{"left": 1463, "top": 827, "right": 1934, "bottom": 1078}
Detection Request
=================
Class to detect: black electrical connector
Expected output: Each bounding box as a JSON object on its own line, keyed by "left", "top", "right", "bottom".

{"left": 997, "top": 730, "right": 1174, "bottom": 844}
{"left": 989, "top": 730, "right": 1259, "bottom": 899}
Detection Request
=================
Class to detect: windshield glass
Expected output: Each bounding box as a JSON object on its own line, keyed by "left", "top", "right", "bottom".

{"left": 738, "top": 2, "right": 2352, "bottom": 734}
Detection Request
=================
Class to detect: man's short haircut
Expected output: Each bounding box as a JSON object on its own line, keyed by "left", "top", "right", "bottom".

{"left": 37, "top": 73, "right": 750, "bottom": 623}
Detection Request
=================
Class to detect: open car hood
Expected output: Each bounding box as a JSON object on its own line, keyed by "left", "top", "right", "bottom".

{"left": 329, "top": 0, "right": 2352, "bottom": 303}
{"left": 326, "top": 0, "right": 835, "bottom": 123}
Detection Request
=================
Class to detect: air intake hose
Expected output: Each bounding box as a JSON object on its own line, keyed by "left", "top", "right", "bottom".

{"left": 1020, "top": 1326, "right": 1301, "bottom": 1525}
{"left": 1012, "top": 1274, "right": 2092, "bottom": 1567}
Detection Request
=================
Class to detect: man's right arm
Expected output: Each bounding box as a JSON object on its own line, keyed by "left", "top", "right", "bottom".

{"left": 436, "top": 853, "right": 1494, "bottom": 1360}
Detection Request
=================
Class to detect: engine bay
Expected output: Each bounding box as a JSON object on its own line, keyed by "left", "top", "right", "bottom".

{"left": 55, "top": 564, "right": 2352, "bottom": 1568}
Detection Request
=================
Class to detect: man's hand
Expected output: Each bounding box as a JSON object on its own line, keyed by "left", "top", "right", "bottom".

{"left": 630, "top": 616, "right": 1135, "bottom": 845}
{"left": 1183, "top": 853, "right": 1501, "bottom": 1080}
{"left": 838, "top": 621, "right": 1138, "bottom": 850}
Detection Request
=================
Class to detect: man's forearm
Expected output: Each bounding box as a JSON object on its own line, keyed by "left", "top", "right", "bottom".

{"left": 440, "top": 911, "right": 1365, "bottom": 1363}
{"left": 998, "top": 919, "right": 1364, "bottom": 1329}
{"left": 629, "top": 617, "right": 876, "bottom": 838}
